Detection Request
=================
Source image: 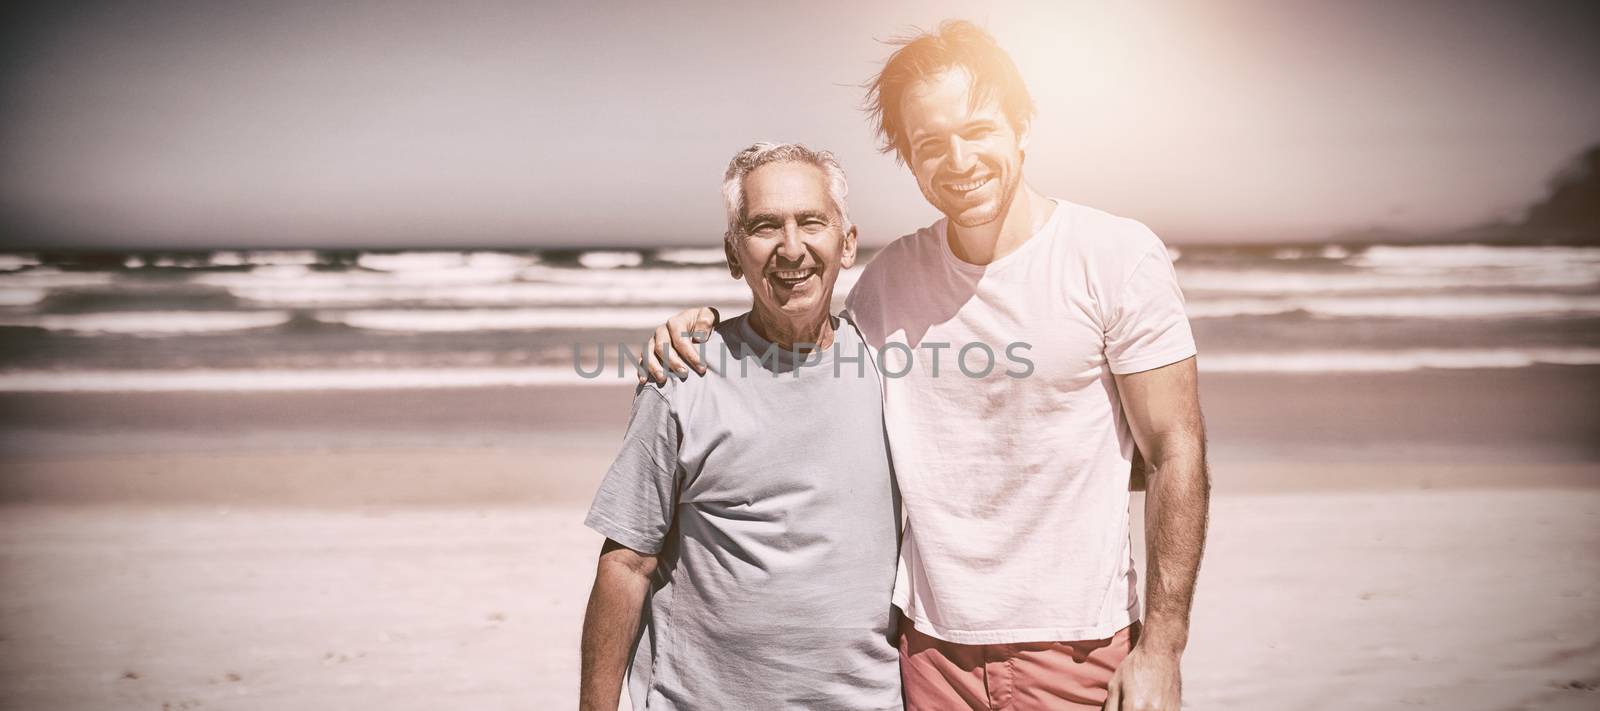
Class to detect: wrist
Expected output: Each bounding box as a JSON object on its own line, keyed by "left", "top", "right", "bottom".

{"left": 1135, "top": 620, "right": 1189, "bottom": 657}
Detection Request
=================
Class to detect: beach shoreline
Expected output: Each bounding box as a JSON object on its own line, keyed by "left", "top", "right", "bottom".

{"left": 2, "top": 364, "right": 1595, "bottom": 461}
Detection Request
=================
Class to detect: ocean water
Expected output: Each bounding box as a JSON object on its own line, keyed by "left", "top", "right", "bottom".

{"left": 0, "top": 243, "right": 1596, "bottom": 391}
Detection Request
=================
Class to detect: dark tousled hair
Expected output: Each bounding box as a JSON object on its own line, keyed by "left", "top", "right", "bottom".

{"left": 864, "top": 20, "right": 1036, "bottom": 165}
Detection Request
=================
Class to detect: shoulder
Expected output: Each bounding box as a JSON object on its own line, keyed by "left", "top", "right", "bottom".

{"left": 859, "top": 221, "right": 943, "bottom": 276}
{"left": 637, "top": 322, "right": 740, "bottom": 411}
{"left": 1055, "top": 200, "right": 1167, "bottom": 259}
{"left": 850, "top": 220, "right": 944, "bottom": 304}
{"left": 1049, "top": 199, "right": 1174, "bottom": 283}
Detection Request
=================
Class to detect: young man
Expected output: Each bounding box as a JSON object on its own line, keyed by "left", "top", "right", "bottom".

{"left": 642, "top": 21, "right": 1210, "bottom": 711}
{"left": 579, "top": 143, "right": 901, "bottom": 711}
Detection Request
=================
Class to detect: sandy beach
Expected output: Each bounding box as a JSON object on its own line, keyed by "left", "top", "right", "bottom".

{"left": 1, "top": 367, "right": 1598, "bottom": 710}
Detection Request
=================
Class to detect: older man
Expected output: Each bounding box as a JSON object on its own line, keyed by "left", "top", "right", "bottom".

{"left": 578, "top": 143, "right": 901, "bottom": 711}
{"left": 643, "top": 21, "right": 1209, "bottom": 711}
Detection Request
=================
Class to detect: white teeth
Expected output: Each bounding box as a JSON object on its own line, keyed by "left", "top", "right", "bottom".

{"left": 949, "top": 178, "right": 989, "bottom": 192}
{"left": 772, "top": 269, "right": 815, "bottom": 280}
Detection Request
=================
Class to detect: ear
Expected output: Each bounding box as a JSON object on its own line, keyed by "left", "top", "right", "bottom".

{"left": 840, "top": 224, "right": 859, "bottom": 270}
{"left": 724, "top": 236, "right": 742, "bottom": 279}
{"left": 1017, "top": 118, "right": 1032, "bottom": 152}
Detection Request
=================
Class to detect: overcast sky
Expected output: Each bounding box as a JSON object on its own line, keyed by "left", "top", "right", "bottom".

{"left": 1, "top": 0, "right": 1597, "bottom": 248}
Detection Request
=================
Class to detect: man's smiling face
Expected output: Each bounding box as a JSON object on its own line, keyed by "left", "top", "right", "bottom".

{"left": 900, "top": 66, "right": 1029, "bottom": 229}
{"left": 725, "top": 161, "right": 856, "bottom": 328}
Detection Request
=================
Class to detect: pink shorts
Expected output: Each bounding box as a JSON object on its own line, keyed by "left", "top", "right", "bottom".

{"left": 899, "top": 621, "right": 1140, "bottom": 711}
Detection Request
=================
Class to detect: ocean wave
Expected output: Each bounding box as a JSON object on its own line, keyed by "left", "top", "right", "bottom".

{"left": 1201, "top": 348, "right": 1600, "bottom": 373}
{"left": 577, "top": 251, "right": 645, "bottom": 269}
{"left": 357, "top": 251, "right": 471, "bottom": 272}
{"left": 0, "top": 366, "right": 615, "bottom": 392}
{"left": 222, "top": 281, "right": 754, "bottom": 307}
{"left": 124, "top": 254, "right": 208, "bottom": 269}
{"left": 4, "top": 346, "right": 1598, "bottom": 391}
{"left": 356, "top": 250, "right": 535, "bottom": 275}
{"left": 0, "top": 254, "right": 41, "bottom": 271}
{"left": 1269, "top": 245, "right": 1352, "bottom": 260}
{"left": 1348, "top": 244, "right": 1600, "bottom": 271}
{"left": 0, "top": 289, "right": 46, "bottom": 306}
{"left": 1179, "top": 263, "right": 1600, "bottom": 294}
{"left": 118, "top": 250, "right": 327, "bottom": 269}
{"left": 1187, "top": 294, "right": 1600, "bottom": 319}
{"left": 318, "top": 306, "right": 750, "bottom": 332}
{"left": 199, "top": 264, "right": 858, "bottom": 308}
{"left": 0, "top": 311, "right": 292, "bottom": 335}
{"left": 236, "top": 250, "right": 321, "bottom": 267}
{"left": 0, "top": 268, "right": 117, "bottom": 289}
{"left": 655, "top": 248, "right": 728, "bottom": 265}
{"left": 13, "top": 289, "right": 1581, "bottom": 338}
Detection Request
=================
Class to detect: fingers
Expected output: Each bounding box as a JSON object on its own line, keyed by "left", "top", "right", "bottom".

{"left": 662, "top": 325, "right": 693, "bottom": 378}
{"left": 640, "top": 308, "right": 717, "bottom": 384}
{"left": 668, "top": 308, "right": 714, "bottom": 375}
{"left": 638, "top": 326, "right": 670, "bottom": 385}
{"left": 1103, "top": 673, "right": 1122, "bottom": 711}
{"left": 694, "top": 307, "right": 718, "bottom": 335}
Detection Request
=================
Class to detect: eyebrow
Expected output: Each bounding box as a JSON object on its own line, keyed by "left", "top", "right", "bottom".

{"left": 741, "top": 212, "right": 781, "bottom": 228}
{"left": 910, "top": 118, "right": 999, "bottom": 144}
{"left": 742, "top": 210, "right": 833, "bottom": 227}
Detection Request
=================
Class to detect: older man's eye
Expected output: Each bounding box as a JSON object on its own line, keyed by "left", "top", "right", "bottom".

{"left": 749, "top": 223, "right": 778, "bottom": 235}
{"left": 802, "top": 219, "right": 828, "bottom": 231}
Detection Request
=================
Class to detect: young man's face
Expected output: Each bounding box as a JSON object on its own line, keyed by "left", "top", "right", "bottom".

{"left": 899, "top": 67, "right": 1029, "bottom": 229}
{"left": 725, "top": 161, "right": 857, "bottom": 327}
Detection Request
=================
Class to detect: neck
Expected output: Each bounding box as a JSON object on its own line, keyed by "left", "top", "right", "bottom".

{"left": 749, "top": 306, "right": 835, "bottom": 352}
{"left": 947, "top": 182, "right": 1053, "bottom": 265}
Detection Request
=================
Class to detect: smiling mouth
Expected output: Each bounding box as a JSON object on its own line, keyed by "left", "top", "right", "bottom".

{"left": 768, "top": 267, "right": 819, "bottom": 289}
{"left": 945, "top": 176, "right": 992, "bottom": 194}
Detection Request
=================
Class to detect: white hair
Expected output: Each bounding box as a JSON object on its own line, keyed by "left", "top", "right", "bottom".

{"left": 721, "top": 142, "right": 852, "bottom": 242}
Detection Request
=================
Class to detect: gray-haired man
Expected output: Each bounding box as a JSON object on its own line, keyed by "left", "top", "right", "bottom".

{"left": 577, "top": 143, "right": 901, "bottom": 711}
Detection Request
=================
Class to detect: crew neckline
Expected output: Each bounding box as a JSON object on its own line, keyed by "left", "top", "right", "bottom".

{"left": 730, "top": 311, "right": 844, "bottom": 369}
{"left": 937, "top": 198, "right": 1066, "bottom": 274}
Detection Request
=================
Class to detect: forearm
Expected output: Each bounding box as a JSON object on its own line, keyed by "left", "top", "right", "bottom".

{"left": 1140, "top": 434, "right": 1210, "bottom": 656}
{"left": 579, "top": 562, "right": 652, "bottom": 711}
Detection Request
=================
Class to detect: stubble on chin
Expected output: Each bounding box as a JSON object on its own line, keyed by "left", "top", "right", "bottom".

{"left": 965, "top": 182, "right": 1022, "bottom": 228}
{"left": 925, "top": 177, "right": 1018, "bottom": 230}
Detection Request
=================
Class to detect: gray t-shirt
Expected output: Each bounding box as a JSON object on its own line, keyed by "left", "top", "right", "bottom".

{"left": 585, "top": 312, "right": 901, "bottom": 711}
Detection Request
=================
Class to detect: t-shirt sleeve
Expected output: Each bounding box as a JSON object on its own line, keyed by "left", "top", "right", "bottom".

{"left": 842, "top": 246, "right": 893, "bottom": 345}
{"left": 584, "top": 385, "right": 681, "bottom": 555}
{"left": 1104, "top": 245, "right": 1197, "bottom": 374}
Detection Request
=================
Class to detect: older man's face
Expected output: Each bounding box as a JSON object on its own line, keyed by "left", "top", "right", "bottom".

{"left": 725, "top": 161, "right": 857, "bottom": 327}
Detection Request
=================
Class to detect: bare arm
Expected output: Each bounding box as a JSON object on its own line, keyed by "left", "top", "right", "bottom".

{"left": 636, "top": 307, "right": 719, "bottom": 384}
{"left": 579, "top": 539, "right": 659, "bottom": 711}
{"left": 1106, "top": 355, "right": 1210, "bottom": 711}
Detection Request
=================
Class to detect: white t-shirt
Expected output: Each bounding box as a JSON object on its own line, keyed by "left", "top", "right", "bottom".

{"left": 845, "top": 198, "right": 1196, "bottom": 644}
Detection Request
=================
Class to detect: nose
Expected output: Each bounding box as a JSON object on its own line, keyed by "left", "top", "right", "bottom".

{"left": 948, "top": 136, "right": 976, "bottom": 173}
{"left": 777, "top": 222, "right": 806, "bottom": 262}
